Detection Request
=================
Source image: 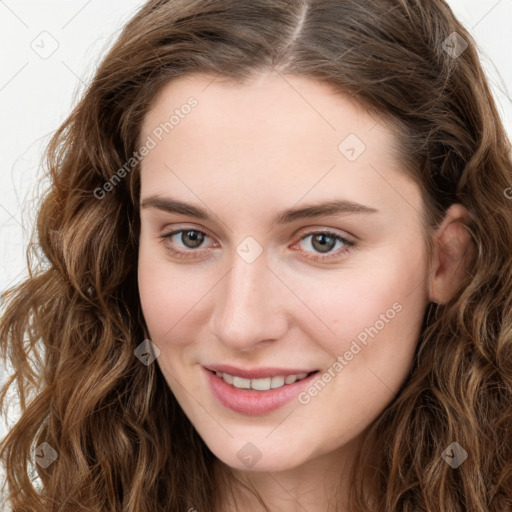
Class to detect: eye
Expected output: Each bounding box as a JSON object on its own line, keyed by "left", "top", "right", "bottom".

{"left": 159, "top": 228, "right": 214, "bottom": 259}
{"left": 292, "top": 230, "right": 356, "bottom": 262}
{"left": 159, "top": 228, "right": 356, "bottom": 262}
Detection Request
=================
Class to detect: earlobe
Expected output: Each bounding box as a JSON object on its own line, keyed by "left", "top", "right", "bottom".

{"left": 428, "top": 204, "right": 475, "bottom": 305}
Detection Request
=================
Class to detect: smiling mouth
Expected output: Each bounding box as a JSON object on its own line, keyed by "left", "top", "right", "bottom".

{"left": 208, "top": 369, "right": 319, "bottom": 391}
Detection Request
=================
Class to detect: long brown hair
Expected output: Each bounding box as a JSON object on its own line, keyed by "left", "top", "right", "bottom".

{"left": 1, "top": 0, "right": 512, "bottom": 510}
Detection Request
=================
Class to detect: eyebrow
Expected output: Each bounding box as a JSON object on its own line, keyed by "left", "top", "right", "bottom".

{"left": 140, "top": 195, "right": 378, "bottom": 226}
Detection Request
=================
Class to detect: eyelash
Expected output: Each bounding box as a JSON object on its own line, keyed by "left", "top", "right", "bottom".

{"left": 159, "top": 227, "right": 356, "bottom": 262}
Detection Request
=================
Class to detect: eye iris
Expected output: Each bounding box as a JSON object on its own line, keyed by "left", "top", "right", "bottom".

{"left": 182, "top": 230, "right": 204, "bottom": 248}
{"left": 311, "top": 233, "right": 336, "bottom": 253}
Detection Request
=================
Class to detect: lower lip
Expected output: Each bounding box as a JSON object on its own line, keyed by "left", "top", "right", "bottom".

{"left": 203, "top": 367, "right": 318, "bottom": 416}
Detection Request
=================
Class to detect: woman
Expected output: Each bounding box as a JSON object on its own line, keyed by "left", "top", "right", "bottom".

{"left": 1, "top": 0, "right": 511, "bottom": 510}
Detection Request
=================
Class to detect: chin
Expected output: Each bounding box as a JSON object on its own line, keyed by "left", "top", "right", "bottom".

{"left": 208, "top": 438, "right": 309, "bottom": 473}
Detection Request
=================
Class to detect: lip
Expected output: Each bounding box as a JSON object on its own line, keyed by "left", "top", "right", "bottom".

{"left": 202, "top": 366, "right": 319, "bottom": 416}
{"left": 203, "top": 364, "right": 317, "bottom": 380}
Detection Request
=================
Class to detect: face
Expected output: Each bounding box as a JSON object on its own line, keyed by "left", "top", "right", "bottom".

{"left": 137, "top": 71, "right": 430, "bottom": 474}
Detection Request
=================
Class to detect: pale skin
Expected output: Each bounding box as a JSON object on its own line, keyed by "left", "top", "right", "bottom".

{"left": 137, "top": 71, "right": 473, "bottom": 511}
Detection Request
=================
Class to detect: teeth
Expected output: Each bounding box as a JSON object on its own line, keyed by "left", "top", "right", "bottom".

{"left": 232, "top": 376, "right": 251, "bottom": 389}
{"left": 251, "top": 377, "right": 272, "bottom": 391}
{"left": 215, "top": 371, "right": 309, "bottom": 391}
{"left": 270, "top": 376, "right": 285, "bottom": 389}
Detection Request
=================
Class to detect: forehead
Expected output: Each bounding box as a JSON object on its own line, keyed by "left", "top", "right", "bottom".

{"left": 141, "top": 70, "right": 386, "bottom": 148}
{"left": 139, "top": 71, "right": 422, "bottom": 225}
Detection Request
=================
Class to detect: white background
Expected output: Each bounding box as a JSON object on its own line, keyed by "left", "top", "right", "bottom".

{"left": 0, "top": 0, "right": 511, "bottom": 489}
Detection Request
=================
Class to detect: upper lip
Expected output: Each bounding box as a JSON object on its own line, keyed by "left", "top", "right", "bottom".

{"left": 203, "top": 364, "right": 318, "bottom": 379}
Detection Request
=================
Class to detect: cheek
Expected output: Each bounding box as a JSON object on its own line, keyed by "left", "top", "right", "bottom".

{"left": 137, "top": 247, "right": 215, "bottom": 343}
{"left": 138, "top": 257, "right": 167, "bottom": 338}
{"left": 301, "top": 250, "right": 427, "bottom": 361}
{"left": 137, "top": 243, "right": 183, "bottom": 341}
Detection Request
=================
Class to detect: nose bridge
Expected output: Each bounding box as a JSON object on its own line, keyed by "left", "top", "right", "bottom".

{"left": 210, "top": 249, "right": 288, "bottom": 350}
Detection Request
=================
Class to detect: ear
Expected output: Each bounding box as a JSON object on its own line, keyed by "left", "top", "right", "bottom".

{"left": 428, "top": 203, "right": 475, "bottom": 305}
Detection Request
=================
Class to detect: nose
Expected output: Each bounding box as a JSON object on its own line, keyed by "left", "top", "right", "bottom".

{"left": 209, "top": 251, "right": 289, "bottom": 351}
